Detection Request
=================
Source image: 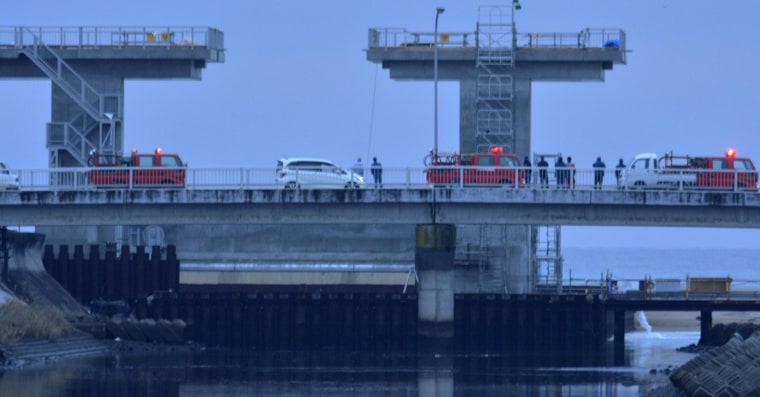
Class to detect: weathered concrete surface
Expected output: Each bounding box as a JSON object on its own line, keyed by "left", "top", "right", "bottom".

{"left": 0, "top": 231, "right": 106, "bottom": 368}
{"left": 666, "top": 330, "right": 760, "bottom": 396}
{"left": 5, "top": 232, "right": 87, "bottom": 320}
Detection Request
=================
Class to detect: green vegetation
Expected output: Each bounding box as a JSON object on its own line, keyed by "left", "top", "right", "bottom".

{"left": 0, "top": 301, "right": 72, "bottom": 344}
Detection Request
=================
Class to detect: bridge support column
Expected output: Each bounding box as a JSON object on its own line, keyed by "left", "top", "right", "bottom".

{"left": 415, "top": 224, "right": 456, "bottom": 351}
{"left": 700, "top": 310, "right": 713, "bottom": 342}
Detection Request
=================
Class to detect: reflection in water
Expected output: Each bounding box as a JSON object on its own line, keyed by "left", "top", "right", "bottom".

{"left": 0, "top": 338, "right": 688, "bottom": 397}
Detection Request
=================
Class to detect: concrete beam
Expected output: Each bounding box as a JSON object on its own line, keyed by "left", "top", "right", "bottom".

{"left": 2, "top": 189, "right": 760, "bottom": 227}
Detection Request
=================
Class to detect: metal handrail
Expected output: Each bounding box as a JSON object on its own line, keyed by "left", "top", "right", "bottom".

{"left": 5, "top": 166, "right": 759, "bottom": 193}
{"left": 368, "top": 27, "right": 625, "bottom": 51}
{"left": 0, "top": 26, "right": 223, "bottom": 50}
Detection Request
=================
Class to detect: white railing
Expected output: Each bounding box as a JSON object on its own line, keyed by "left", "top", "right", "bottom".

{"left": 8, "top": 166, "right": 759, "bottom": 192}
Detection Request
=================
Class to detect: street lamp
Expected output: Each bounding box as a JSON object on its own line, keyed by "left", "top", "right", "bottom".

{"left": 434, "top": 7, "right": 445, "bottom": 156}
{"left": 512, "top": 0, "right": 521, "bottom": 48}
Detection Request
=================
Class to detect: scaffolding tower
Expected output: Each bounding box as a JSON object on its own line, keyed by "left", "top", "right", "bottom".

{"left": 475, "top": 5, "right": 516, "bottom": 153}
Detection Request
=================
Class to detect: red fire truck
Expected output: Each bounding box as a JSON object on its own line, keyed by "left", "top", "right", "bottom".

{"left": 89, "top": 148, "right": 186, "bottom": 188}
{"left": 624, "top": 149, "right": 758, "bottom": 191}
{"left": 425, "top": 147, "right": 524, "bottom": 187}
{"left": 689, "top": 149, "right": 758, "bottom": 190}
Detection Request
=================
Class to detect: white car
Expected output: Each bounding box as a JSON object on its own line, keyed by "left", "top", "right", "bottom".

{"left": 276, "top": 158, "right": 364, "bottom": 189}
{"left": 0, "top": 162, "right": 19, "bottom": 190}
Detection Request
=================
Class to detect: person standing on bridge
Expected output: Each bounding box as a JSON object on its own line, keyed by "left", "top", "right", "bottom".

{"left": 353, "top": 157, "right": 364, "bottom": 178}
{"left": 566, "top": 156, "right": 576, "bottom": 189}
{"left": 371, "top": 157, "right": 383, "bottom": 188}
{"left": 615, "top": 158, "right": 626, "bottom": 189}
{"left": 537, "top": 156, "right": 549, "bottom": 187}
{"left": 554, "top": 156, "right": 566, "bottom": 188}
{"left": 593, "top": 156, "right": 606, "bottom": 190}
{"left": 523, "top": 155, "right": 532, "bottom": 185}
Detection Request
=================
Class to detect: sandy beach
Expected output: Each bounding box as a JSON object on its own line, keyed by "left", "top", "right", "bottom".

{"left": 637, "top": 310, "right": 760, "bottom": 332}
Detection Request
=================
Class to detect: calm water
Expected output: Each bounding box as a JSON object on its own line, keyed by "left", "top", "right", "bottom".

{"left": 4, "top": 248, "right": 756, "bottom": 396}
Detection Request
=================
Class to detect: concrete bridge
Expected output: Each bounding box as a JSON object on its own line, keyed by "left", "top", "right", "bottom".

{"left": 2, "top": 187, "right": 760, "bottom": 227}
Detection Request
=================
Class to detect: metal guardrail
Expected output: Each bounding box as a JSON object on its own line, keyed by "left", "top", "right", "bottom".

{"left": 368, "top": 27, "right": 625, "bottom": 51}
{"left": 0, "top": 26, "right": 224, "bottom": 50}
{"left": 6, "top": 166, "right": 759, "bottom": 192}
{"left": 563, "top": 274, "right": 760, "bottom": 301}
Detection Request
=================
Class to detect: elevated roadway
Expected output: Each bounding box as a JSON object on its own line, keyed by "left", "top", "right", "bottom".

{"left": 2, "top": 187, "right": 760, "bottom": 227}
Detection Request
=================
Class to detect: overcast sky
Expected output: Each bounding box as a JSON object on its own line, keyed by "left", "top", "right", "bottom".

{"left": 2, "top": 0, "right": 759, "bottom": 248}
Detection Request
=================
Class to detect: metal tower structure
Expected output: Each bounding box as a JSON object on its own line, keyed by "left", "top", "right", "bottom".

{"left": 475, "top": 5, "right": 516, "bottom": 154}
{"left": 0, "top": 26, "right": 225, "bottom": 169}
{"left": 19, "top": 28, "right": 122, "bottom": 168}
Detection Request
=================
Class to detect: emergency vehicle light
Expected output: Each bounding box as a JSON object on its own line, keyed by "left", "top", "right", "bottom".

{"left": 131, "top": 148, "right": 137, "bottom": 154}
{"left": 489, "top": 147, "right": 503, "bottom": 153}
{"left": 726, "top": 148, "right": 736, "bottom": 158}
{"left": 155, "top": 148, "right": 162, "bottom": 155}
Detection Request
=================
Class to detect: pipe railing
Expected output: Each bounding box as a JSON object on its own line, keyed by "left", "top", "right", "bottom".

{"left": 6, "top": 166, "right": 758, "bottom": 192}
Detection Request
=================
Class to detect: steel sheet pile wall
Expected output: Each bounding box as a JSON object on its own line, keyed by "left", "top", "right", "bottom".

{"left": 42, "top": 244, "right": 179, "bottom": 302}
{"left": 144, "top": 292, "right": 418, "bottom": 350}
{"left": 454, "top": 294, "right": 609, "bottom": 365}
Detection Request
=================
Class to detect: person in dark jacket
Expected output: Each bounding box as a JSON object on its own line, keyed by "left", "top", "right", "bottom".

{"left": 537, "top": 156, "right": 549, "bottom": 187}
{"left": 523, "top": 155, "right": 532, "bottom": 185}
{"left": 593, "top": 156, "right": 606, "bottom": 190}
{"left": 371, "top": 157, "right": 383, "bottom": 188}
{"left": 615, "top": 158, "right": 626, "bottom": 189}
{"left": 554, "top": 156, "right": 566, "bottom": 188}
{"left": 566, "top": 156, "right": 576, "bottom": 189}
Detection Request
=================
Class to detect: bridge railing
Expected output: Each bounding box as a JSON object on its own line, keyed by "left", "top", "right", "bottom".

{"left": 9, "top": 166, "right": 759, "bottom": 192}
{"left": 367, "top": 27, "right": 625, "bottom": 51}
{"left": 0, "top": 26, "right": 223, "bottom": 50}
{"left": 565, "top": 274, "right": 760, "bottom": 301}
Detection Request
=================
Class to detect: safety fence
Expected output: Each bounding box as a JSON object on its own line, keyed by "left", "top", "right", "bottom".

{"left": 6, "top": 166, "right": 758, "bottom": 192}
{"left": 565, "top": 272, "right": 760, "bottom": 301}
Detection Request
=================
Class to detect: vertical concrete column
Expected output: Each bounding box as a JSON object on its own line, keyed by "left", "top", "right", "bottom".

{"left": 458, "top": 78, "right": 532, "bottom": 156}
{"left": 700, "top": 310, "right": 713, "bottom": 342}
{"left": 415, "top": 224, "right": 457, "bottom": 346}
{"left": 459, "top": 79, "right": 535, "bottom": 294}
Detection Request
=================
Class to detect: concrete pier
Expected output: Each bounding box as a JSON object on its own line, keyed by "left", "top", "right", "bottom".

{"left": 415, "top": 224, "right": 457, "bottom": 346}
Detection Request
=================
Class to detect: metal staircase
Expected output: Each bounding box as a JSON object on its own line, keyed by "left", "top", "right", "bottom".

{"left": 475, "top": 6, "right": 516, "bottom": 153}
{"left": 18, "top": 27, "right": 121, "bottom": 167}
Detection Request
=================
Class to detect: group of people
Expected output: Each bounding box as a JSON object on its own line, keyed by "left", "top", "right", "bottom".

{"left": 355, "top": 154, "right": 627, "bottom": 189}
{"left": 353, "top": 157, "right": 383, "bottom": 188}
{"left": 525, "top": 155, "right": 626, "bottom": 189}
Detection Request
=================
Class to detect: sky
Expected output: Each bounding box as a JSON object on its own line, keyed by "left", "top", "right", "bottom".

{"left": 2, "top": 0, "right": 760, "bottom": 248}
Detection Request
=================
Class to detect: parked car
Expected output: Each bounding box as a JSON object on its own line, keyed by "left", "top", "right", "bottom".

{"left": 0, "top": 162, "right": 19, "bottom": 190}
{"left": 275, "top": 158, "right": 364, "bottom": 189}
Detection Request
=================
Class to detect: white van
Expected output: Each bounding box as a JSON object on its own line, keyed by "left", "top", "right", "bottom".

{"left": 275, "top": 158, "right": 364, "bottom": 189}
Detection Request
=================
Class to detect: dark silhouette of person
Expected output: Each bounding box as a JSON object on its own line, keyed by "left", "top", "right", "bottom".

{"left": 523, "top": 155, "right": 532, "bottom": 185}
{"left": 555, "top": 156, "right": 566, "bottom": 188}
{"left": 593, "top": 156, "right": 606, "bottom": 189}
{"left": 371, "top": 157, "right": 383, "bottom": 188}
{"left": 537, "top": 156, "right": 549, "bottom": 187}
{"left": 615, "top": 158, "right": 626, "bottom": 189}
{"left": 566, "top": 156, "right": 576, "bottom": 189}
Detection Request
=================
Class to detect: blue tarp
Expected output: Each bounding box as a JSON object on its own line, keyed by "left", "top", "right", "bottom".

{"left": 603, "top": 39, "right": 620, "bottom": 48}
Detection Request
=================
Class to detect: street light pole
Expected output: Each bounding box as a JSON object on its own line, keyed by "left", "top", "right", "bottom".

{"left": 434, "top": 7, "right": 445, "bottom": 156}
{"left": 512, "top": 0, "right": 521, "bottom": 48}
